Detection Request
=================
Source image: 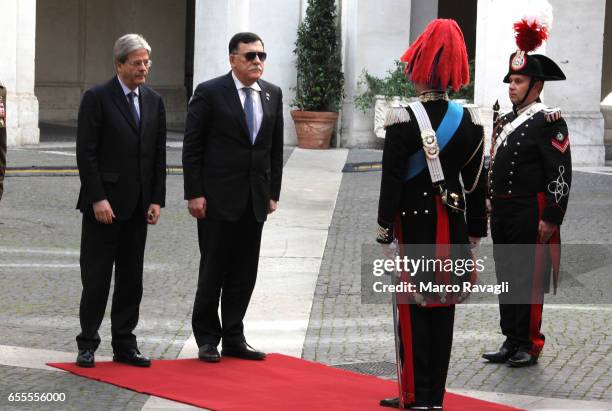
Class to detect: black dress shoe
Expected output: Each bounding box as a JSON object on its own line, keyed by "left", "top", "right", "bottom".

{"left": 113, "top": 349, "right": 151, "bottom": 367}
{"left": 482, "top": 344, "right": 517, "bottom": 363}
{"left": 507, "top": 350, "right": 538, "bottom": 367}
{"left": 380, "top": 397, "right": 400, "bottom": 408}
{"left": 378, "top": 397, "right": 428, "bottom": 410}
{"left": 198, "top": 344, "right": 220, "bottom": 363}
{"left": 76, "top": 349, "right": 95, "bottom": 368}
{"left": 221, "top": 341, "right": 266, "bottom": 360}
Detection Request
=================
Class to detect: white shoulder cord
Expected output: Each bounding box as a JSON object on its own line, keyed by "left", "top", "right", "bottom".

{"left": 409, "top": 101, "right": 445, "bottom": 184}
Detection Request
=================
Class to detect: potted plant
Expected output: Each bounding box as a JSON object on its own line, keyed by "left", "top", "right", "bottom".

{"left": 354, "top": 61, "right": 416, "bottom": 138}
{"left": 355, "top": 60, "right": 475, "bottom": 138}
{"left": 291, "top": 0, "right": 344, "bottom": 149}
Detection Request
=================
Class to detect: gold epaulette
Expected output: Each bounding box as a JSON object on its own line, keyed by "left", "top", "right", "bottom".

{"left": 384, "top": 105, "right": 410, "bottom": 128}
{"left": 543, "top": 107, "right": 562, "bottom": 123}
{"left": 463, "top": 104, "right": 483, "bottom": 126}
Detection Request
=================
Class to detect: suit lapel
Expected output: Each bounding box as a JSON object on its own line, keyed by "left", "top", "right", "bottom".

{"left": 110, "top": 77, "right": 139, "bottom": 134}
{"left": 221, "top": 72, "right": 250, "bottom": 139}
{"left": 256, "top": 81, "right": 271, "bottom": 143}
{"left": 138, "top": 87, "right": 147, "bottom": 137}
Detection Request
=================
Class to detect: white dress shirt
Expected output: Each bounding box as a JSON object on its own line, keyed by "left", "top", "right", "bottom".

{"left": 232, "top": 71, "right": 263, "bottom": 140}
{"left": 117, "top": 76, "right": 140, "bottom": 119}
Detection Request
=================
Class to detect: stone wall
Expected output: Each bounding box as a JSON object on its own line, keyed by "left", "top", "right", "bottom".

{"left": 35, "top": 0, "right": 187, "bottom": 128}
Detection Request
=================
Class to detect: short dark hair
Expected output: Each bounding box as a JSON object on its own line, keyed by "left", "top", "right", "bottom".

{"left": 228, "top": 32, "right": 264, "bottom": 54}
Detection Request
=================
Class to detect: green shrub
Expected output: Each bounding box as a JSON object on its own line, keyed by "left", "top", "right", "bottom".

{"left": 354, "top": 60, "right": 475, "bottom": 112}
{"left": 292, "top": 0, "right": 344, "bottom": 112}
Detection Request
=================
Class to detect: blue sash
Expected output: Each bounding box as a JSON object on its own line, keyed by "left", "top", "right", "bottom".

{"left": 404, "top": 101, "right": 464, "bottom": 181}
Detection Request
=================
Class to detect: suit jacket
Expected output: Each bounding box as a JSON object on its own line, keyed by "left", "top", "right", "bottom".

{"left": 182, "top": 71, "right": 283, "bottom": 223}
{"left": 76, "top": 77, "right": 166, "bottom": 220}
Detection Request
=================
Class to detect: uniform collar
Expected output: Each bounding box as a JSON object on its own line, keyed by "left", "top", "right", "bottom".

{"left": 515, "top": 98, "right": 541, "bottom": 116}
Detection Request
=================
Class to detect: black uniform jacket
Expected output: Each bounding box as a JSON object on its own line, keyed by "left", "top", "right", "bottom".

{"left": 378, "top": 100, "right": 488, "bottom": 244}
{"left": 489, "top": 104, "right": 571, "bottom": 225}
{"left": 76, "top": 77, "right": 167, "bottom": 220}
{"left": 182, "top": 72, "right": 284, "bottom": 223}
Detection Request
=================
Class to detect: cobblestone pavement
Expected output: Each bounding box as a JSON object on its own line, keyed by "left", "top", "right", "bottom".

{"left": 302, "top": 149, "right": 612, "bottom": 403}
{"left": 1, "top": 129, "right": 611, "bottom": 409}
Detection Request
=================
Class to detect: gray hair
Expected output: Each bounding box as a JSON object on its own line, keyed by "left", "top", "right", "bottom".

{"left": 113, "top": 34, "right": 151, "bottom": 65}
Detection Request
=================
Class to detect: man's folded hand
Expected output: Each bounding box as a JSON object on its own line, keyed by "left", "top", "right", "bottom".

{"left": 188, "top": 196, "right": 207, "bottom": 219}
{"left": 92, "top": 199, "right": 115, "bottom": 224}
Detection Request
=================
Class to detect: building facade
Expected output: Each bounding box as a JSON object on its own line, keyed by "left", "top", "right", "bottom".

{"left": 1, "top": 0, "right": 610, "bottom": 165}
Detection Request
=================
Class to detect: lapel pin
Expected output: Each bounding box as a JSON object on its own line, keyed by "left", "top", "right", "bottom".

{"left": 265, "top": 92, "right": 270, "bottom": 101}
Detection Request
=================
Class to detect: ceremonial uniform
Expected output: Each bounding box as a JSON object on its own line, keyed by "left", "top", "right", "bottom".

{"left": 482, "top": 4, "right": 572, "bottom": 367}
{"left": 488, "top": 101, "right": 571, "bottom": 358}
{"left": 376, "top": 20, "right": 488, "bottom": 409}
{"left": 376, "top": 19, "right": 488, "bottom": 409}
{"left": 377, "top": 95, "right": 487, "bottom": 408}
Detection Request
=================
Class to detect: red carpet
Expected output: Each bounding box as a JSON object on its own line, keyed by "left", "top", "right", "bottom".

{"left": 49, "top": 354, "right": 523, "bottom": 410}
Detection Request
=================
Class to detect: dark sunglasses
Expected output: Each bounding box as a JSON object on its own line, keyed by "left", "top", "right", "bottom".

{"left": 233, "top": 51, "right": 267, "bottom": 62}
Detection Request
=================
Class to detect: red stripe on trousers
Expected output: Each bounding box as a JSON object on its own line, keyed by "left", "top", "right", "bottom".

{"left": 529, "top": 193, "right": 548, "bottom": 356}
{"left": 393, "top": 215, "right": 415, "bottom": 406}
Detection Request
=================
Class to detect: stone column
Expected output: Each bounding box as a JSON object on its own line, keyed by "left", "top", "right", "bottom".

{"left": 0, "top": 0, "right": 39, "bottom": 146}
{"left": 545, "top": 0, "right": 605, "bottom": 166}
{"left": 193, "top": 1, "right": 243, "bottom": 88}
{"left": 474, "top": 0, "right": 526, "bottom": 149}
{"left": 340, "top": 0, "right": 412, "bottom": 147}
{"left": 410, "top": 0, "right": 437, "bottom": 43}
{"left": 475, "top": 0, "right": 605, "bottom": 166}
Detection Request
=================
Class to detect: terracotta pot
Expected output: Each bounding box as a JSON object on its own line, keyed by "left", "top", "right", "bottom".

{"left": 290, "top": 110, "right": 339, "bottom": 149}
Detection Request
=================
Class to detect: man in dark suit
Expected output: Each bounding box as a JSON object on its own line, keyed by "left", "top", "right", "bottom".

{"left": 182, "top": 32, "right": 283, "bottom": 363}
{"left": 75, "top": 34, "right": 166, "bottom": 368}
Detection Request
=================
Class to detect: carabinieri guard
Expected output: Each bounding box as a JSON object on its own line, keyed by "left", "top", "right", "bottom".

{"left": 376, "top": 19, "right": 487, "bottom": 410}
{"left": 483, "top": 2, "right": 572, "bottom": 368}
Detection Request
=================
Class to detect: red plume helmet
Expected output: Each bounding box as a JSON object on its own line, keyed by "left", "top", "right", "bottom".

{"left": 514, "top": 19, "right": 549, "bottom": 53}
{"left": 400, "top": 19, "right": 469, "bottom": 92}
{"left": 504, "top": 0, "right": 565, "bottom": 82}
{"left": 513, "top": 0, "right": 553, "bottom": 53}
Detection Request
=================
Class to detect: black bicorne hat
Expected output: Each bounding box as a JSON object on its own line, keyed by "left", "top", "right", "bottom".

{"left": 503, "top": 2, "right": 566, "bottom": 83}
{"left": 503, "top": 51, "right": 566, "bottom": 83}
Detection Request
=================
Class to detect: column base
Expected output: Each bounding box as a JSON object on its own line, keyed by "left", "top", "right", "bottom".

{"left": 7, "top": 92, "right": 39, "bottom": 147}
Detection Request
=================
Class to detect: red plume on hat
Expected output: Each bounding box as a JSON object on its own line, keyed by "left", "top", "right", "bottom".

{"left": 513, "top": 0, "right": 553, "bottom": 53}
{"left": 400, "top": 19, "right": 469, "bottom": 92}
{"left": 504, "top": 0, "right": 565, "bottom": 82}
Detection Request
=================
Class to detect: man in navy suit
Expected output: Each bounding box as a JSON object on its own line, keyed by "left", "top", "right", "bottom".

{"left": 182, "top": 32, "right": 283, "bottom": 362}
{"left": 75, "top": 34, "right": 166, "bottom": 368}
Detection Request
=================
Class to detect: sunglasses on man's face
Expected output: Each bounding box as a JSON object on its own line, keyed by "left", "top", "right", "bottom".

{"left": 233, "top": 51, "right": 267, "bottom": 62}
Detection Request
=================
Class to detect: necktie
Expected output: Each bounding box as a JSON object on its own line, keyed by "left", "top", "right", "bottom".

{"left": 243, "top": 87, "right": 255, "bottom": 144}
{"left": 127, "top": 91, "right": 140, "bottom": 127}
